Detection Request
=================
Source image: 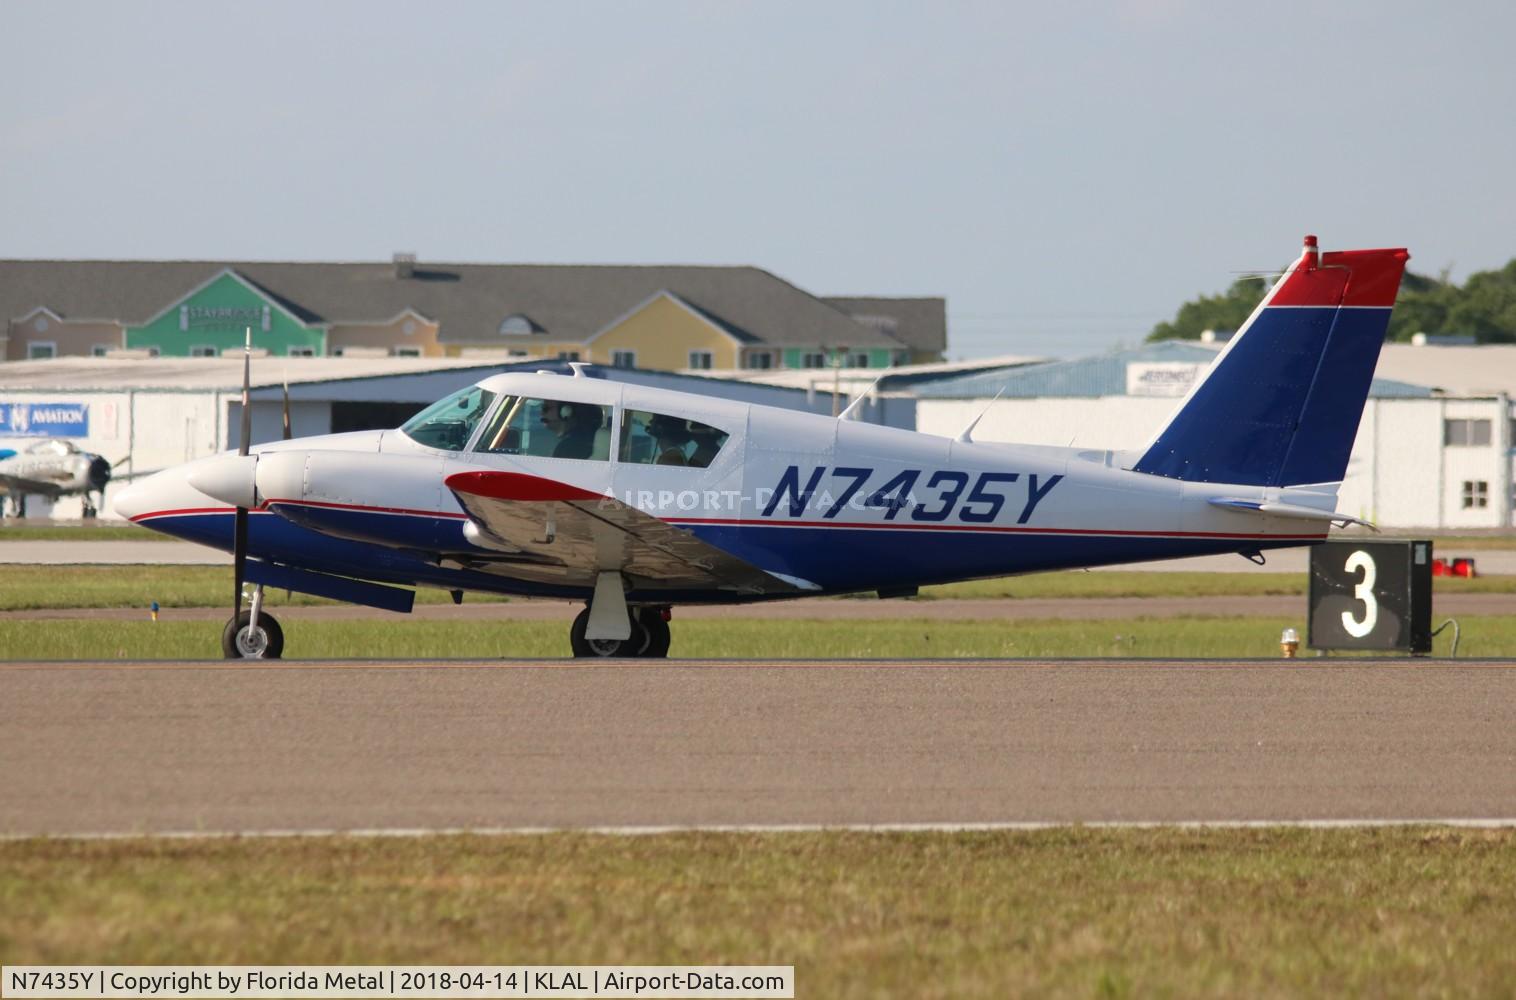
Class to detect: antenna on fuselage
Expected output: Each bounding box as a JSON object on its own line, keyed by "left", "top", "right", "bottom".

{"left": 836, "top": 374, "right": 885, "bottom": 421}
{"left": 956, "top": 387, "right": 1006, "bottom": 443}
{"left": 568, "top": 362, "right": 590, "bottom": 378}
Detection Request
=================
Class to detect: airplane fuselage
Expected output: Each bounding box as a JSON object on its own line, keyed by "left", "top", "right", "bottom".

{"left": 118, "top": 370, "right": 1326, "bottom": 604}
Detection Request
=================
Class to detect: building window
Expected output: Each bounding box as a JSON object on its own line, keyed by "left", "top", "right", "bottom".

{"left": 687, "top": 351, "right": 713, "bottom": 370}
{"left": 1462, "top": 480, "right": 1489, "bottom": 509}
{"left": 1445, "top": 418, "right": 1492, "bottom": 446}
{"left": 91, "top": 345, "right": 112, "bottom": 357}
{"left": 743, "top": 351, "right": 774, "bottom": 370}
{"left": 801, "top": 352, "right": 827, "bottom": 369}
{"left": 189, "top": 345, "right": 218, "bottom": 358}
{"left": 848, "top": 352, "right": 870, "bottom": 368}
{"left": 499, "top": 314, "right": 536, "bottom": 335}
{"left": 393, "top": 347, "right": 422, "bottom": 358}
{"left": 557, "top": 350, "right": 581, "bottom": 362}
{"left": 287, "top": 347, "right": 316, "bottom": 357}
{"left": 612, "top": 350, "right": 637, "bottom": 369}
{"left": 27, "top": 342, "right": 56, "bottom": 359}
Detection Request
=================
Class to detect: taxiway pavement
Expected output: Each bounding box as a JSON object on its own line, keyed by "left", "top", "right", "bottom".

{"left": 3, "top": 659, "right": 1513, "bottom": 835}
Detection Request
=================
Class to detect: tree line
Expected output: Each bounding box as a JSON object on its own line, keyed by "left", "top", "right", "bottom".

{"left": 1148, "top": 258, "right": 1516, "bottom": 343}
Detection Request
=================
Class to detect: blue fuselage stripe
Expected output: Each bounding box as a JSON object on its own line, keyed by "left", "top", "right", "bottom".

{"left": 138, "top": 506, "right": 1314, "bottom": 602}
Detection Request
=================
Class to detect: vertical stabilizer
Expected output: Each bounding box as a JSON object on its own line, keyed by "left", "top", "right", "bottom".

{"left": 1133, "top": 236, "right": 1408, "bottom": 487}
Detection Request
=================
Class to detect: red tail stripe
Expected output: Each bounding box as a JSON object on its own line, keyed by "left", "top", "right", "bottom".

{"left": 1269, "top": 247, "right": 1410, "bottom": 308}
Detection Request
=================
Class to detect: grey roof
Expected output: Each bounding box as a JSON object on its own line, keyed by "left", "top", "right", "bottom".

{"left": 823, "top": 296, "right": 947, "bottom": 354}
{"left": 0, "top": 260, "right": 909, "bottom": 351}
{"left": 0, "top": 355, "right": 508, "bottom": 392}
{"left": 914, "top": 340, "right": 1434, "bottom": 400}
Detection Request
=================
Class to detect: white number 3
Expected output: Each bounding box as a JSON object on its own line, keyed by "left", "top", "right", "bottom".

{"left": 1341, "top": 550, "right": 1378, "bottom": 638}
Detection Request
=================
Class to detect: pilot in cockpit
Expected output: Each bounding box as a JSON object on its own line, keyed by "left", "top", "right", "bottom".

{"left": 541, "top": 401, "right": 603, "bottom": 460}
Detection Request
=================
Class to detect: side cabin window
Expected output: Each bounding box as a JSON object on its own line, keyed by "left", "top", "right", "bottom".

{"left": 618, "top": 410, "right": 728, "bottom": 468}
{"left": 400, "top": 385, "right": 498, "bottom": 451}
{"left": 475, "top": 396, "right": 611, "bottom": 461}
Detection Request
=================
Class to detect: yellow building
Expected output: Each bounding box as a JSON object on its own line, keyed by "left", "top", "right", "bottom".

{"left": 1, "top": 257, "right": 945, "bottom": 368}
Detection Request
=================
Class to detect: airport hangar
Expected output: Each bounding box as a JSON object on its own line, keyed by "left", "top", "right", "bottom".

{"left": 6, "top": 339, "right": 1516, "bottom": 530}
{"left": 907, "top": 339, "right": 1516, "bottom": 532}
{"left": 0, "top": 355, "right": 951, "bottom": 519}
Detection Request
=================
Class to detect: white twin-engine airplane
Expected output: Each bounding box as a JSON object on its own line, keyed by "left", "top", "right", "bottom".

{"left": 116, "top": 236, "right": 1409, "bottom": 658}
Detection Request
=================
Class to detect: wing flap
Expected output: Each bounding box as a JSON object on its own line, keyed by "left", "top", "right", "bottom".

{"left": 445, "top": 470, "right": 810, "bottom": 594}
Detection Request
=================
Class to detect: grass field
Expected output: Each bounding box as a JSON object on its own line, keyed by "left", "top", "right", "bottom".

{"left": 0, "top": 522, "right": 173, "bottom": 541}
{"left": 4, "top": 564, "right": 1516, "bottom": 611}
{"left": 0, "top": 566, "right": 508, "bottom": 611}
{"left": 3, "top": 829, "right": 1513, "bottom": 997}
{"left": 0, "top": 613, "right": 1497, "bottom": 659}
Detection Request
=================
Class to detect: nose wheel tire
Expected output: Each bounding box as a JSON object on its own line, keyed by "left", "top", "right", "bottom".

{"left": 222, "top": 609, "right": 284, "bottom": 659}
{"left": 569, "top": 607, "right": 671, "bottom": 658}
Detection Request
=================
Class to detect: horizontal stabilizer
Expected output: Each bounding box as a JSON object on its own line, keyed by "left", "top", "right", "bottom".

{"left": 1207, "top": 496, "right": 1376, "bottom": 531}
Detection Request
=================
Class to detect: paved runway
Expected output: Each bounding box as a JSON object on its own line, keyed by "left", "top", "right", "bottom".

{"left": 3, "top": 659, "right": 1514, "bottom": 835}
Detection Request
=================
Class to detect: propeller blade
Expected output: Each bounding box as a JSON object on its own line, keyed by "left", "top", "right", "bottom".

{"left": 282, "top": 370, "right": 292, "bottom": 440}
{"left": 239, "top": 327, "right": 253, "bottom": 458}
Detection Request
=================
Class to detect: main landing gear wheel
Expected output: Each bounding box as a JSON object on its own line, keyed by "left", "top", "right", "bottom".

{"left": 222, "top": 609, "right": 284, "bottom": 659}
{"left": 638, "top": 608, "right": 672, "bottom": 658}
{"left": 569, "top": 607, "right": 672, "bottom": 658}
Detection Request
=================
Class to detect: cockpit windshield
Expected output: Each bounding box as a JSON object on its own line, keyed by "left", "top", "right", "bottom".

{"left": 400, "top": 385, "right": 498, "bottom": 451}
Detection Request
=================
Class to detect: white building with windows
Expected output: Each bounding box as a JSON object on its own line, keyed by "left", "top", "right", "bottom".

{"left": 912, "top": 342, "right": 1516, "bottom": 531}
{"left": 0, "top": 357, "right": 874, "bottom": 519}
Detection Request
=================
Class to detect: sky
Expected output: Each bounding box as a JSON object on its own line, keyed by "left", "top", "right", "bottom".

{"left": 3, "top": 1, "right": 1513, "bottom": 360}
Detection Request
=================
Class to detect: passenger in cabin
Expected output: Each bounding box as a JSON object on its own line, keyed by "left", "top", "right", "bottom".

{"left": 541, "top": 401, "right": 603, "bottom": 460}
{"left": 648, "top": 415, "right": 692, "bottom": 465}
{"left": 688, "top": 425, "right": 723, "bottom": 467}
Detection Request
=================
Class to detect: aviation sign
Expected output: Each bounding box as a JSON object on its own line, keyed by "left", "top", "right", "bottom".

{"left": 1308, "top": 540, "right": 1433, "bottom": 654}
{"left": 0, "top": 402, "right": 90, "bottom": 437}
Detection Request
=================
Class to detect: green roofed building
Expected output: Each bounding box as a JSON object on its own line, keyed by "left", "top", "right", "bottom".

{"left": 125, "top": 270, "right": 326, "bottom": 358}
{"left": 0, "top": 256, "right": 947, "bottom": 368}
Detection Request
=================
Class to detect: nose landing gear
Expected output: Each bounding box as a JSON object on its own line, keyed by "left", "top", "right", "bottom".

{"left": 222, "top": 585, "right": 284, "bottom": 659}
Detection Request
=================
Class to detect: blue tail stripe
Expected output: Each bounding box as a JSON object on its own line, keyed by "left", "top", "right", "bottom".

{"left": 1276, "top": 309, "right": 1391, "bottom": 485}
{"left": 1134, "top": 307, "right": 1391, "bottom": 486}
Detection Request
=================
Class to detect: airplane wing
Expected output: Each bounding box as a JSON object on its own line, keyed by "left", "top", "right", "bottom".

{"left": 0, "top": 473, "right": 63, "bottom": 497}
{"left": 445, "top": 470, "right": 816, "bottom": 595}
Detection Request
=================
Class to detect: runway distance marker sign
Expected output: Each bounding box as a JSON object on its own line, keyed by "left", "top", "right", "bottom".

{"left": 1308, "top": 540, "right": 1433, "bottom": 654}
